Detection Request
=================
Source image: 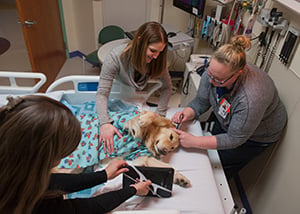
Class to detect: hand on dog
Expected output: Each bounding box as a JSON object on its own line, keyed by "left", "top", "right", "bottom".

{"left": 172, "top": 111, "right": 185, "bottom": 124}
{"left": 173, "top": 128, "right": 217, "bottom": 150}
{"left": 105, "top": 159, "right": 129, "bottom": 180}
{"left": 100, "top": 123, "right": 123, "bottom": 154}
{"left": 172, "top": 108, "right": 195, "bottom": 124}
{"left": 172, "top": 128, "right": 199, "bottom": 148}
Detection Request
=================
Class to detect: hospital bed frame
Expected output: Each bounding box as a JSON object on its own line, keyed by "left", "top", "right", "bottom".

{"left": 0, "top": 71, "right": 46, "bottom": 94}
{"left": 0, "top": 71, "right": 236, "bottom": 214}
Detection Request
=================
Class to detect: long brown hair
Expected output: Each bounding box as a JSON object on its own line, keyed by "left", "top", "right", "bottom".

{"left": 0, "top": 95, "right": 81, "bottom": 214}
{"left": 121, "top": 21, "right": 168, "bottom": 78}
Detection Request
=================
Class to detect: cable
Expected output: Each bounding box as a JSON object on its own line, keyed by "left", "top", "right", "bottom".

{"left": 260, "top": 29, "right": 275, "bottom": 69}
{"left": 182, "top": 71, "right": 192, "bottom": 95}
{"left": 264, "top": 31, "right": 281, "bottom": 72}
{"left": 250, "top": 34, "right": 260, "bottom": 41}
{"left": 254, "top": 27, "right": 269, "bottom": 65}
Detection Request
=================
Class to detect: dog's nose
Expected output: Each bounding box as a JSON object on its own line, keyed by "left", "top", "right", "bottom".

{"left": 158, "top": 148, "right": 168, "bottom": 155}
{"left": 156, "top": 147, "right": 167, "bottom": 155}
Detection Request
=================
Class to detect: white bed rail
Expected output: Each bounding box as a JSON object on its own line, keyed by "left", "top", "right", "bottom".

{"left": 0, "top": 71, "right": 46, "bottom": 94}
{"left": 46, "top": 75, "right": 162, "bottom": 104}
{"left": 46, "top": 75, "right": 100, "bottom": 93}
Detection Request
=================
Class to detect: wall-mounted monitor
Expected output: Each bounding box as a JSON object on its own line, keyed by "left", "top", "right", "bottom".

{"left": 173, "top": 0, "right": 206, "bottom": 18}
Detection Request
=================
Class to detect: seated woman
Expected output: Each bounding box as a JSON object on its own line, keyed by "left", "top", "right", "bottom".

{"left": 0, "top": 95, "right": 151, "bottom": 214}
{"left": 172, "top": 35, "right": 287, "bottom": 179}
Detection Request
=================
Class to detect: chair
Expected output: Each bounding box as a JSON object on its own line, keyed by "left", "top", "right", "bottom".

{"left": 83, "top": 25, "right": 126, "bottom": 73}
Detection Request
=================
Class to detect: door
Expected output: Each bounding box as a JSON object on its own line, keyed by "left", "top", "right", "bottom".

{"left": 16, "top": 0, "right": 66, "bottom": 92}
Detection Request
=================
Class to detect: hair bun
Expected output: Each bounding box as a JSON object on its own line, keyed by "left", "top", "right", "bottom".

{"left": 230, "top": 35, "right": 251, "bottom": 51}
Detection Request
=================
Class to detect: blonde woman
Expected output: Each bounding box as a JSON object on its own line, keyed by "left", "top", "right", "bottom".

{"left": 172, "top": 35, "right": 287, "bottom": 179}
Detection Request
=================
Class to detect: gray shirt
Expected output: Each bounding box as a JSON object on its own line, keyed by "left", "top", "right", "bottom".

{"left": 188, "top": 63, "right": 287, "bottom": 149}
{"left": 96, "top": 44, "right": 172, "bottom": 125}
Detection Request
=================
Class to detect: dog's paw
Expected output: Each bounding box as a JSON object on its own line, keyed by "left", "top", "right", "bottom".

{"left": 174, "top": 172, "right": 191, "bottom": 188}
{"left": 138, "top": 116, "right": 150, "bottom": 127}
{"left": 138, "top": 111, "right": 156, "bottom": 127}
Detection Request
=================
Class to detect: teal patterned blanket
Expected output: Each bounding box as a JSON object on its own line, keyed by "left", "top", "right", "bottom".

{"left": 58, "top": 99, "right": 152, "bottom": 169}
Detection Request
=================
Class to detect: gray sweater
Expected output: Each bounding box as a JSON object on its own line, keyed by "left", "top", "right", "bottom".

{"left": 96, "top": 44, "right": 172, "bottom": 125}
{"left": 188, "top": 64, "right": 287, "bottom": 149}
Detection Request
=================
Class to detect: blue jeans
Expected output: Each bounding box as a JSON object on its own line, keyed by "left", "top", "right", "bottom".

{"left": 207, "top": 114, "right": 275, "bottom": 179}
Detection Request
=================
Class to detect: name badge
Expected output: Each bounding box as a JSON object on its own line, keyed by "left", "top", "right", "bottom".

{"left": 218, "top": 98, "right": 231, "bottom": 119}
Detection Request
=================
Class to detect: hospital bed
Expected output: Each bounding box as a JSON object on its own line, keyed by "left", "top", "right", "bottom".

{"left": 0, "top": 71, "right": 236, "bottom": 214}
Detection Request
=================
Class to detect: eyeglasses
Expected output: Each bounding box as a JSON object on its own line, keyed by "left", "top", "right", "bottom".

{"left": 207, "top": 70, "right": 237, "bottom": 85}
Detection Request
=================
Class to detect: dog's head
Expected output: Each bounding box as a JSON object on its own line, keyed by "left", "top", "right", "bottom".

{"left": 124, "top": 111, "right": 180, "bottom": 157}
{"left": 146, "top": 126, "right": 180, "bottom": 157}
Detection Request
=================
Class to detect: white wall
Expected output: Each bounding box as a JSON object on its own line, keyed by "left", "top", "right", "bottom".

{"left": 62, "top": 0, "right": 162, "bottom": 54}
{"left": 102, "top": 0, "right": 148, "bottom": 32}
{"left": 61, "top": 0, "right": 96, "bottom": 54}
{"left": 62, "top": 0, "right": 216, "bottom": 54}
{"left": 163, "top": 0, "right": 191, "bottom": 33}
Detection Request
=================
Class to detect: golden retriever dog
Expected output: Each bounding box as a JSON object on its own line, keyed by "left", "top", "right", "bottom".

{"left": 123, "top": 111, "right": 190, "bottom": 187}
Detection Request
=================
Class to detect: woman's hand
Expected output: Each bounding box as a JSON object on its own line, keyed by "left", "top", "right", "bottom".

{"left": 131, "top": 180, "right": 152, "bottom": 196}
{"left": 171, "top": 107, "right": 195, "bottom": 124}
{"left": 172, "top": 128, "right": 199, "bottom": 148}
{"left": 172, "top": 111, "right": 185, "bottom": 124}
{"left": 99, "top": 123, "right": 123, "bottom": 154}
{"left": 172, "top": 128, "right": 218, "bottom": 150}
{"left": 105, "top": 159, "right": 128, "bottom": 180}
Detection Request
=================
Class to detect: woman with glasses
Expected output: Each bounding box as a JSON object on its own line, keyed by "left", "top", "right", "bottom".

{"left": 172, "top": 35, "right": 287, "bottom": 179}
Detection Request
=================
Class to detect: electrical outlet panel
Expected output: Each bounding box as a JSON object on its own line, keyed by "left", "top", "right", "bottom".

{"left": 279, "top": 26, "right": 300, "bottom": 65}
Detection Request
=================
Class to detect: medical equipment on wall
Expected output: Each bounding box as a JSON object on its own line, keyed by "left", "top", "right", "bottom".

{"left": 202, "top": 0, "right": 255, "bottom": 49}
{"left": 254, "top": 7, "right": 289, "bottom": 72}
